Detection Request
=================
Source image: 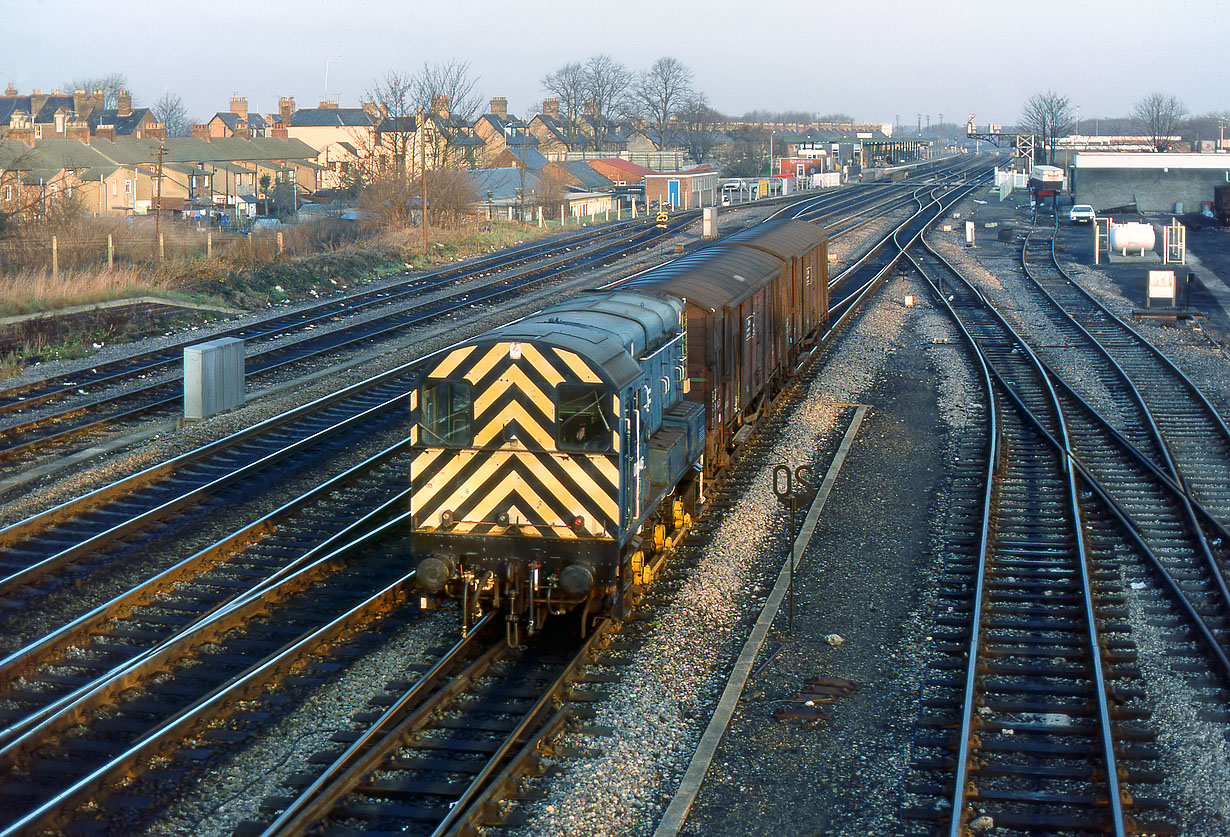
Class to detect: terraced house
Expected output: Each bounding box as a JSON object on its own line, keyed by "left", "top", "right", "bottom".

{"left": 0, "top": 136, "right": 319, "bottom": 222}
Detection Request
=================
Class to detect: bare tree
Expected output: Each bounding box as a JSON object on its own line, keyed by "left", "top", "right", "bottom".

{"left": 541, "top": 62, "right": 586, "bottom": 148}
{"left": 633, "top": 56, "right": 694, "bottom": 150}
{"left": 152, "top": 92, "right": 193, "bottom": 137}
{"left": 1131, "top": 92, "right": 1187, "bottom": 151}
{"left": 413, "top": 60, "right": 482, "bottom": 170}
{"left": 676, "top": 92, "right": 722, "bottom": 164}
{"left": 367, "top": 70, "right": 417, "bottom": 178}
{"left": 1018, "top": 90, "right": 1074, "bottom": 165}
{"left": 413, "top": 60, "right": 482, "bottom": 122}
{"left": 817, "top": 112, "right": 854, "bottom": 125}
{"left": 356, "top": 70, "right": 417, "bottom": 227}
{"left": 62, "top": 73, "right": 128, "bottom": 109}
{"left": 583, "top": 54, "right": 633, "bottom": 152}
{"left": 0, "top": 144, "right": 32, "bottom": 237}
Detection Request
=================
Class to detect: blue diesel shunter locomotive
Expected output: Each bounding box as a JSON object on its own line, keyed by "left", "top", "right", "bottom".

{"left": 407, "top": 219, "right": 827, "bottom": 633}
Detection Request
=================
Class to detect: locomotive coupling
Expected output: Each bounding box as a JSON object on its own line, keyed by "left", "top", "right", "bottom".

{"left": 413, "top": 554, "right": 456, "bottom": 593}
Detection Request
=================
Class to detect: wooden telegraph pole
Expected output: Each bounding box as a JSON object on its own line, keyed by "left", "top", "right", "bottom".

{"left": 418, "top": 107, "right": 429, "bottom": 257}
{"left": 154, "top": 141, "right": 166, "bottom": 263}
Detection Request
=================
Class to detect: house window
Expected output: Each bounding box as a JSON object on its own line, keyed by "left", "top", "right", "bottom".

{"left": 112, "top": 180, "right": 117, "bottom": 196}
{"left": 48, "top": 185, "right": 57, "bottom": 198}
{"left": 3, "top": 185, "right": 10, "bottom": 201}
{"left": 125, "top": 179, "right": 132, "bottom": 194}
{"left": 34, "top": 124, "right": 42, "bottom": 139}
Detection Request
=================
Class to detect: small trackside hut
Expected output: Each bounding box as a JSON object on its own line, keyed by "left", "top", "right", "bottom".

{"left": 408, "top": 290, "right": 703, "bottom": 636}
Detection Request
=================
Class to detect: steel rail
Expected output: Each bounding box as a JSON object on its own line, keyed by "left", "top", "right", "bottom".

{"left": 923, "top": 233, "right": 1230, "bottom": 673}
{"left": 0, "top": 219, "right": 652, "bottom": 415}
{"left": 0, "top": 504, "right": 419, "bottom": 773}
{"left": 0, "top": 186, "right": 930, "bottom": 599}
{"left": 256, "top": 612, "right": 502, "bottom": 835}
{"left": 0, "top": 440, "right": 419, "bottom": 746}
{"left": 0, "top": 215, "right": 696, "bottom": 464}
{"left": 907, "top": 250, "right": 1127, "bottom": 835}
{"left": 1033, "top": 221, "right": 1230, "bottom": 521}
{"left": 1, "top": 574, "right": 419, "bottom": 835}
{"left": 0, "top": 383, "right": 411, "bottom": 596}
{"left": 0, "top": 511, "right": 423, "bottom": 835}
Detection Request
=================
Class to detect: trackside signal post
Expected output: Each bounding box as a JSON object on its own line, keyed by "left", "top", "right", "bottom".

{"left": 773, "top": 463, "right": 812, "bottom": 630}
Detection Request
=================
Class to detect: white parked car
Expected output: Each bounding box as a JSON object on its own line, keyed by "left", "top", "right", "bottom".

{"left": 1069, "top": 204, "right": 1096, "bottom": 224}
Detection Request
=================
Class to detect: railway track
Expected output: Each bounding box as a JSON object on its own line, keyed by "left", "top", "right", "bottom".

{"left": 245, "top": 614, "right": 608, "bottom": 836}
{"left": 1018, "top": 224, "right": 1230, "bottom": 527}
{"left": 901, "top": 231, "right": 1230, "bottom": 834}
{"left": 0, "top": 170, "right": 985, "bottom": 832}
{"left": 0, "top": 221, "right": 644, "bottom": 417}
{"left": 0, "top": 166, "right": 981, "bottom": 473}
{"left": 0, "top": 215, "right": 695, "bottom": 468}
{"left": 0, "top": 509, "right": 425, "bottom": 835}
{"left": 0, "top": 178, "right": 982, "bottom": 613}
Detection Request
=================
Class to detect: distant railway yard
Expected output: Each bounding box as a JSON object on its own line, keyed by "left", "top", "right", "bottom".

{"left": 2, "top": 157, "right": 1230, "bottom": 837}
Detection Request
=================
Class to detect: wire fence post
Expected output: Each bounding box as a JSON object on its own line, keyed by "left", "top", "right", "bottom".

{"left": 107, "top": 234, "right": 114, "bottom": 269}
{"left": 159, "top": 233, "right": 165, "bottom": 264}
{"left": 51, "top": 235, "right": 58, "bottom": 279}
{"left": 277, "top": 231, "right": 284, "bottom": 255}
{"left": 207, "top": 231, "right": 212, "bottom": 260}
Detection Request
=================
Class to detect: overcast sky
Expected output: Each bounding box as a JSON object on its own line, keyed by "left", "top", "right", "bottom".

{"left": 5, "top": 0, "right": 1225, "bottom": 130}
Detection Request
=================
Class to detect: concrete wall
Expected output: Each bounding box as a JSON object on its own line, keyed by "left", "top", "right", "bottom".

{"left": 1073, "top": 167, "right": 1230, "bottom": 213}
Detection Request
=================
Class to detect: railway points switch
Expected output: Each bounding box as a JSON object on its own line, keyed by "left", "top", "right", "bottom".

{"left": 184, "top": 337, "right": 245, "bottom": 420}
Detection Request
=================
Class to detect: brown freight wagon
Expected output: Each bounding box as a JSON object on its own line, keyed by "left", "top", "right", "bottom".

{"left": 620, "top": 219, "right": 828, "bottom": 476}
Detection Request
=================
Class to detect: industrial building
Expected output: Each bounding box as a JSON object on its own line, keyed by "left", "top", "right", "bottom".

{"left": 1071, "top": 152, "right": 1230, "bottom": 214}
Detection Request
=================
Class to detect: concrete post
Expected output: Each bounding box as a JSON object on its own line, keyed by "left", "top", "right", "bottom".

{"left": 159, "top": 233, "right": 165, "bottom": 263}
{"left": 107, "top": 234, "right": 114, "bottom": 268}
{"left": 51, "top": 236, "right": 58, "bottom": 279}
{"left": 277, "top": 231, "right": 284, "bottom": 255}
{"left": 207, "top": 232, "right": 212, "bottom": 259}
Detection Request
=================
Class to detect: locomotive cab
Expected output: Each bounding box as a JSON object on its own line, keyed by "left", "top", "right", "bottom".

{"left": 408, "top": 290, "right": 703, "bottom": 637}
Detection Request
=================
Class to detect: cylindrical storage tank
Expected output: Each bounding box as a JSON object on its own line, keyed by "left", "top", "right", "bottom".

{"left": 1109, "top": 222, "right": 1156, "bottom": 254}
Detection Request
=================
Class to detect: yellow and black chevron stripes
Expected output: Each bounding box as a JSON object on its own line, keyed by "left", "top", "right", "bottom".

{"left": 412, "top": 448, "right": 619, "bottom": 537}
{"left": 431, "top": 342, "right": 566, "bottom": 389}
{"left": 555, "top": 348, "right": 602, "bottom": 384}
{"left": 422, "top": 340, "right": 621, "bottom": 454}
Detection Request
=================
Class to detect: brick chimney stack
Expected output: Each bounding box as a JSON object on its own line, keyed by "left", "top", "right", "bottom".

{"left": 191, "top": 123, "right": 210, "bottom": 140}
{"left": 431, "top": 95, "right": 449, "bottom": 119}
{"left": 117, "top": 89, "right": 131, "bottom": 117}
{"left": 490, "top": 97, "right": 508, "bottom": 119}
{"left": 3, "top": 83, "right": 16, "bottom": 98}
{"left": 278, "top": 96, "right": 295, "bottom": 124}
{"left": 542, "top": 98, "right": 560, "bottom": 119}
{"left": 230, "top": 96, "right": 248, "bottom": 118}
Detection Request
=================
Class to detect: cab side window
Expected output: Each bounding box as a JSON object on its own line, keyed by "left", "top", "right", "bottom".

{"left": 557, "top": 384, "right": 611, "bottom": 452}
{"left": 420, "top": 380, "right": 472, "bottom": 446}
